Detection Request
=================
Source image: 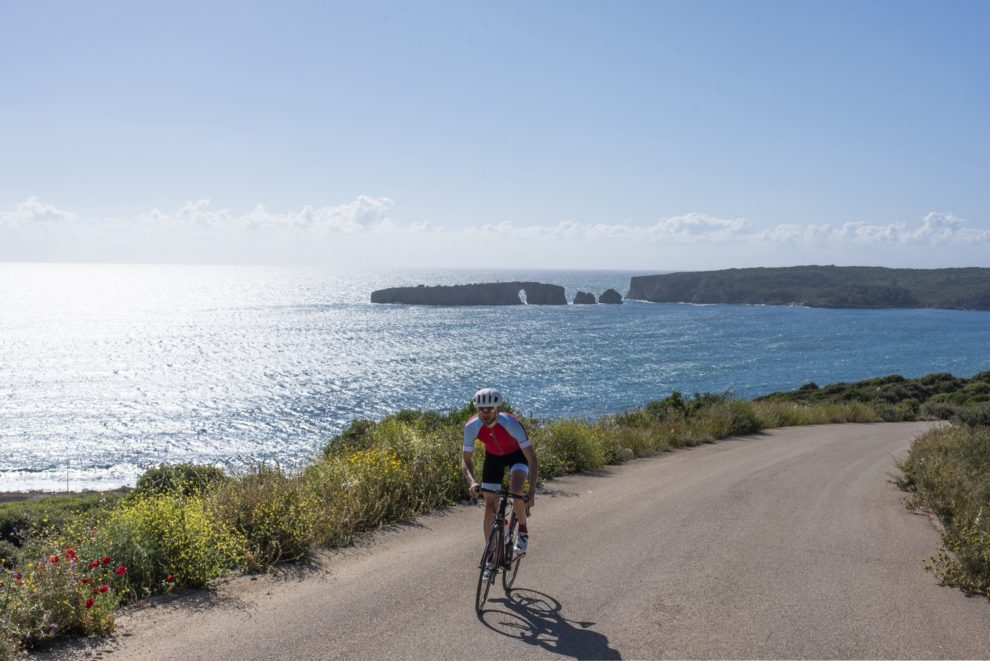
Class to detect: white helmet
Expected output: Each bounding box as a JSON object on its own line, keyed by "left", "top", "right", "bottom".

{"left": 472, "top": 387, "right": 503, "bottom": 408}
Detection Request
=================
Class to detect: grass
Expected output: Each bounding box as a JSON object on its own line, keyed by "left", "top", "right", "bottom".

{"left": 2, "top": 371, "right": 988, "bottom": 654}
{"left": 898, "top": 424, "right": 990, "bottom": 597}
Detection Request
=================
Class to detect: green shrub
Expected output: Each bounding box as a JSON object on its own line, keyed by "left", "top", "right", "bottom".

{"left": 606, "top": 423, "right": 657, "bottom": 458}
{"left": 900, "top": 425, "right": 990, "bottom": 595}
{"left": 532, "top": 419, "right": 608, "bottom": 475}
{"left": 99, "top": 492, "right": 245, "bottom": 596}
{"left": 927, "top": 524, "right": 990, "bottom": 598}
{"left": 134, "top": 463, "right": 228, "bottom": 497}
{"left": 644, "top": 391, "right": 687, "bottom": 420}
{"left": 208, "top": 465, "right": 317, "bottom": 568}
{"left": 921, "top": 398, "right": 958, "bottom": 420}
{"left": 328, "top": 418, "right": 376, "bottom": 455}
{"left": 304, "top": 448, "right": 418, "bottom": 546}
{"left": 0, "top": 627, "right": 22, "bottom": 660}
{"left": 1, "top": 546, "right": 125, "bottom": 650}
{"left": 0, "top": 539, "right": 20, "bottom": 569}
{"left": 955, "top": 402, "right": 990, "bottom": 428}
{"left": 0, "top": 492, "right": 127, "bottom": 549}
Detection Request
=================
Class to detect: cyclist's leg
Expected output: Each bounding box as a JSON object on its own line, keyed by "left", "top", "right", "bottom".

{"left": 482, "top": 491, "right": 498, "bottom": 541}
{"left": 508, "top": 460, "right": 530, "bottom": 530}
{"left": 480, "top": 453, "right": 507, "bottom": 541}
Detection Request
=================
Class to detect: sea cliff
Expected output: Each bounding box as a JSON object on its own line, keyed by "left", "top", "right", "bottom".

{"left": 627, "top": 266, "right": 990, "bottom": 310}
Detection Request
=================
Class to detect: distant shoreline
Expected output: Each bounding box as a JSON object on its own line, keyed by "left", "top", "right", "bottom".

{"left": 0, "top": 487, "right": 131, "bottom": 503}
{"left": 627, "top": 265, "right": 990, "bottom": 310}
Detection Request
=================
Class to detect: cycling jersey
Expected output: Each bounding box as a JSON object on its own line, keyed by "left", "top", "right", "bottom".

{"left": 463, "top": 412, "right": 531, "bottom": 456}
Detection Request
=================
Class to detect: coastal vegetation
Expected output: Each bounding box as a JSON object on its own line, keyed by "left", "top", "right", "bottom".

{"left": 626, "top": 265, "right": 990, "bottom": 310}
{"left": 2, "top": 372, "right": 989, "bottom": 655}
{"left": 898, "top": 421, "right": 990, "bottom": 597}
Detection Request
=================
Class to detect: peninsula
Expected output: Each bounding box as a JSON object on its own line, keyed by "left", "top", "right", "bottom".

{"left": 626, "top": 266, "right": 990, "bottom": 310}
{"left": 371, "top": 281, "right": 567, "bottom": 306}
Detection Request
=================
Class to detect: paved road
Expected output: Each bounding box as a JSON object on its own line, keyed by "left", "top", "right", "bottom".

{"left": 46, "top": 423, "right": 990, "bottom": 659}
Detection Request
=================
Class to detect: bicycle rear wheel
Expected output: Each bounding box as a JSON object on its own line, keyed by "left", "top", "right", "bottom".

{"left": 475, "top": 525, "right": 501, "bottom": 614}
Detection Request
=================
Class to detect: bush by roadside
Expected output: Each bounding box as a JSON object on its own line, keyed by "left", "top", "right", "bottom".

{"left": 898, "top": 424, "right": 990, "bottom": 597}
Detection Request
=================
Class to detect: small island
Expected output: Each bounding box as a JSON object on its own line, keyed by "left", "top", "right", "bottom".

{"left": 626, "top": 266, "right": 990, "bottom": 310}
{"left": 371, "top": 281, "right": 567, "bottom": 306}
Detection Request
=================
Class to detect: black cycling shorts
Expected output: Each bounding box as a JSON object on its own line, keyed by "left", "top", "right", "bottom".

{"left": 481, "top": 448, "right": 529, "bottom": 490}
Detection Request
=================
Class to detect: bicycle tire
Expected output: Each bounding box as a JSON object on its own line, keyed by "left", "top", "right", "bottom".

{"left": 502, "top": 551, "right": 521, "bottom": 592}
{"left": 475, "top": 524, "right": 501, "bottom": 613}
{"left": 502, "top": 515, "right": 522, "bottom": 592}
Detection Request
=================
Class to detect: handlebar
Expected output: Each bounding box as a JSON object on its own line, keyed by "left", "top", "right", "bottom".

{"left": 478, "top": 487, "right": 529, "bottom": 502}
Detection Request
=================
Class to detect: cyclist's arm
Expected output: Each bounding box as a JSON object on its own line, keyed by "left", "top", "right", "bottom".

{"left": 461, "top": 450, "right": 479, "bottom": 495}
{"left": 462, "top": 420, "right": 482, "bottom": 495}
{"left": 520, "top": 444, "right": 539, "bottom": 506}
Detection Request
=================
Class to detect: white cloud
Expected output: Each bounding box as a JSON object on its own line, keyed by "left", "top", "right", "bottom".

{"left": 756, "top": 212, "right": 989, "bottom": 246}
{"left": 127, "top": 196, "right": 395, "bottom": 234}
{"left": 1, "top": 197, "right": 986, "bottom": 268}
{"left": 0, "top": 196, "right": 79, "bottom": 227}
{"left": 643, "top": 213, "right": 750, "bottom": 242}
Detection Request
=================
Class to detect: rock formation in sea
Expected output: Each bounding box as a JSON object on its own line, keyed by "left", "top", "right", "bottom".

{"left": 573, "top": 291, "right": 596, "bottom": 304}
{"left": 598, "top": 289, "right": 623, "bottom": 304}
{"left": 370, "top": 282, "right": 567, "bottom": 306}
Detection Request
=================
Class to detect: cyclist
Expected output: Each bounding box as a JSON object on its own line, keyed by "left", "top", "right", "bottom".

{"left": 462, "top": 387, "right": 539, "bottom": 559}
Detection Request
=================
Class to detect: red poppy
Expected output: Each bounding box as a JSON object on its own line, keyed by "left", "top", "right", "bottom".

{"left": 166, "top": 575, "right": 174, "bottom": 583}
{"left": 81, "top": 578, "right": 91, "bottom": 584}
{"left": 85, "top": 598, "right": 94, "bottom": 608}
{"left": 88, "top": 559, "right": 100, "bottom": 570}
{"left": 64, "top": 548, "right": 77, "bottom": 560}
{"left": 93, "top": 587, "right": 99, "bottom": 594}
{"left": 99, "top": 585, "right": 109, "bottom": 593}
{"left": 115, "top": 565, "right": 127, "bottom": 575}
{"left": 49, "top": 554, "right": 59, "bottom": 564}
{"left": 102, "top": 556, "right": 111, "bottom": 565}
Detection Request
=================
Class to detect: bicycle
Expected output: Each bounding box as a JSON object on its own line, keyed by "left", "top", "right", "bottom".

{"left": 475, "top": 486, "right": 529, "bottom": 614}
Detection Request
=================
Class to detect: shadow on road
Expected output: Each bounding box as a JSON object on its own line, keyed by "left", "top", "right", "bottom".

{"left": 479, "top": 588, "right": 620, "bottom": 659}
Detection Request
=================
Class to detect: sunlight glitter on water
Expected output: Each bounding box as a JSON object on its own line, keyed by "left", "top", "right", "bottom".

{"left": 2, "top": 263, "right": 988, "bottom": 491}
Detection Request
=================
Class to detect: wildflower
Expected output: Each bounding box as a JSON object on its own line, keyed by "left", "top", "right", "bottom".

{"left": 93, "top": 587, "right": 99, "bottom": 594}
{"left": 64, "top": 547, "right": 78, "bottom": 560}
{"left": 88, "top": 559, "right": 100, "bottom": 570}
{"left": 166, "top": 575, "right": 174, "bottom": 583}
{"left": 99, "top": 585, "right": 109, "bottom": 593}
{"left": 49, "top": 554, "right": 59, "bottom": 564}
{"left": 14, "top": 572, "right": 21, "bottom": 582}
{"left": 115, "top": 565, "right": 127, "bottom": 575}
{"left": 84, "top": 598, "right": 94, "bottom": 609}
{"left": 81, "top": 577, "right": 92, "bottom": 584}
{"left": 102, "top": 555, "right": 111, "bottom": 565}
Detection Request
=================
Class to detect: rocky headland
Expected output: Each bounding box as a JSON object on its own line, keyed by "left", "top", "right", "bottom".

{"left": 626, "top": 265, "right": 990, "bottom": 310}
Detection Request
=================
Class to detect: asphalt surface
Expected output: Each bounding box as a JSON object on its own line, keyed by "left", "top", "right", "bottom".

{"left": 43, "top": 422, "right": 990, "bottom": 660}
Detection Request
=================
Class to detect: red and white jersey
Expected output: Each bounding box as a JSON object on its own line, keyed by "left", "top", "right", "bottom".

{"left": 463, "top": 412, "right": 531, "bottom": 456}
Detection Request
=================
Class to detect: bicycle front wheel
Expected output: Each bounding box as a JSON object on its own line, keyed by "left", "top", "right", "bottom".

{"left": 475, "top": 525, "right": 501, "bottom": 614}
{"left": 502, "top": 517, "right": 522, "bottom": 592}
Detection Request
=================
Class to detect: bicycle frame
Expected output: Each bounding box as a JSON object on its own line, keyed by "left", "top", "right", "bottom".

{"left": 475, "top": 487, "right": 526, "bottom": 613}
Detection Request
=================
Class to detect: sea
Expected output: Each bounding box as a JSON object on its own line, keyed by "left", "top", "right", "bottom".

{"left": 2, "top": 263, "right": 989, "bottom": 492}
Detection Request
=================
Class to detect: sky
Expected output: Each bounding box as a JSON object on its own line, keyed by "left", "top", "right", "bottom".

{"left": 1, "top": 0, "right": 988, "bottom": 271}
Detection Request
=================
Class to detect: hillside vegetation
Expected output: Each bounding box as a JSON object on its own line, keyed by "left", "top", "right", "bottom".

{"left": 2, "top": 372, "right": 989, "bottom": 655}
{"left": 626, "top": 265, "right": 990, "bottom": 310}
